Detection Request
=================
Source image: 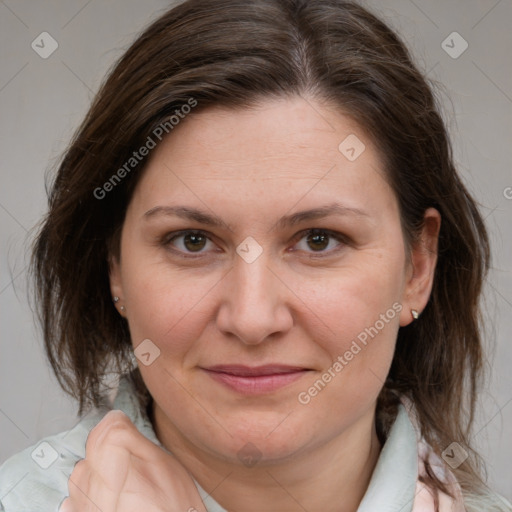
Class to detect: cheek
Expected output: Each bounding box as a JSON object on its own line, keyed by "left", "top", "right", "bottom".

{"left": 297, "top": 289, "right": 400, "bottom": 424}
{"left": 121, "top": 253, "right": 221, "bottom": 357}
{"left": 313, "top": 291, "right": 399, "bottom": 391}
{"left": 295, "top": 253, "right": 403, "bottom": 403}
{"left": 303, "top": 253, "right": 404, "bottom": 345}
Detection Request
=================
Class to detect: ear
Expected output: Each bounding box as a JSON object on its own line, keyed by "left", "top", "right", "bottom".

{"left": 109, "top": 253, "right": 126, "bottom": 317}
{"left": 399, "top": 207, "right": 441, "bottom": 327}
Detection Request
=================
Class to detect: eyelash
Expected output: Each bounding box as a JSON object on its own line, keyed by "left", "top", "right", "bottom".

{"left": 162, "top": 228, "right": 349, "bottom": 259}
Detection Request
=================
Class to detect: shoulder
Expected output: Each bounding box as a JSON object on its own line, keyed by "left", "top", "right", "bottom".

{"left": 0, "top": 409, "right": 107, "bottom": 512}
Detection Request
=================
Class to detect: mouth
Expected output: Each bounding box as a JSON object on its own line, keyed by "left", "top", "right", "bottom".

{"left": 201, "top": 365, "right": 312, "bottom": 395}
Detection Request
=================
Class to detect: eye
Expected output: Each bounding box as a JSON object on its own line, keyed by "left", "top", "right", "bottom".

{"left": 292, "top": 228, "right": 347, "bottom": 255}
{"left": 164, "top": 230, "right": 216, "bottom": 256}
{"left": 162, "top": 228, "right": 348, "bottom": 259}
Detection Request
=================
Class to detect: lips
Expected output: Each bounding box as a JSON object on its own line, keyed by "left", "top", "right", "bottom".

{"left": 201, "top": 365, "right": 311, "bottom": 395}
{"left": 204, "top": 365, "right": 308, "bottom": 376}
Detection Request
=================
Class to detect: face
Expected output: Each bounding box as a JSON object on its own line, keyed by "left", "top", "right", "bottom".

{"left": 110, "top": 96, "right": 438, "bottom": 464}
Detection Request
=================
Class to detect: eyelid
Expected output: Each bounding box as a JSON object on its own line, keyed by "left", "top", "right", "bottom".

{"left": 162, "top": 228, "right": 348, "bottom": 258}
{"left": 163, "top": 229, "right": 218, "bottom": 259}
{"left": 292, "top": 227, "right": 348, "bottom": 242}
{"left": 289, "top": 228, "right": 349, "bottom": 256}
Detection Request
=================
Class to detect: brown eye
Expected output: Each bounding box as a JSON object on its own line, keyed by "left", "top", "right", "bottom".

{"left": 293, "top": 228, "right": 346, "bottom": 255}
{"left": 182, "top": 232, "right": 207, "bottom": 252}
{"left": 306, "top": 230, "right": 329, "bottom": 251}
{"left": 165, "top": 230, "right": 214, "bottom": 255}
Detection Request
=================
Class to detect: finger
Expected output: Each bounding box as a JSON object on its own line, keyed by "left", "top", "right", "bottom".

{"left": 58, "top": 497, "right": 72, "bottom": 512}
{"left": 86, "top": 410, "right": 168, "bottom": 465}
{"left": 83, "top": 409, "right": 206, "bottom": 510}
{"left": 67, "top": 457, "right": 116, "bottom": 512}
{"left": 66, "top": 459, "right": 94, "bottom": 510}
{"left": 85, "top": 410, "right": 133, "bottom": 457}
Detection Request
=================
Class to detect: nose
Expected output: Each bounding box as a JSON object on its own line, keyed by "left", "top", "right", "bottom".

{"left": 216, "top": 250, "right": 294, "bottom": 345}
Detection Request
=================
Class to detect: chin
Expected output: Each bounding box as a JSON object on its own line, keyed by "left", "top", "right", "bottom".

{"left": 209, "top": 417, "right": 314, "bottom": 465}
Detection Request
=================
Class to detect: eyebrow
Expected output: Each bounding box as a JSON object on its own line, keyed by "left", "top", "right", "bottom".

{"left": 142, "top": 203, "right": 370, "bottom": 231}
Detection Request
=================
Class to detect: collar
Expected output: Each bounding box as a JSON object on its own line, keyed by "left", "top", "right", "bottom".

{"left": 357, "top": 403, "right": 418, "bottom": 511}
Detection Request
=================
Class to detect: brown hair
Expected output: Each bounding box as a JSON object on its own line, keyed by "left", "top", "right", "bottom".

{"left": 32, "top": 0, "right": 496, "bottom": 505}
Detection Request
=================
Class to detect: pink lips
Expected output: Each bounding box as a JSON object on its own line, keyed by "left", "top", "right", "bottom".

{"left": 202, "top": 365, "right": 310, "bottom": 395}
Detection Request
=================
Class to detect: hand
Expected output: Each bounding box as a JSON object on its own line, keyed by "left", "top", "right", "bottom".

{"left": 60, "top": 410, "right": 207, "bottom": 512}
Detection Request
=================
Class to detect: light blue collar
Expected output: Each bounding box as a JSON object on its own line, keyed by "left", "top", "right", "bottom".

{"left": 357, "top": 404, "right": 418, "bottom": 512}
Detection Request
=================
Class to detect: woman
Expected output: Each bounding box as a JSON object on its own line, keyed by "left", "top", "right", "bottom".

{"left": 0, "top": 0, "right": 509, "bottom": 510}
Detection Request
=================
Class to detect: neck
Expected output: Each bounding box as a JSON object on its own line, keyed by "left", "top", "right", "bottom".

{"left": 152, "top": 404, "right": 382, "bottom": 512}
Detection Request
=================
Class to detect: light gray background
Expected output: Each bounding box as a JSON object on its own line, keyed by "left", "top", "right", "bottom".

{"left": 0, "top": 0, "right": 511, "bottom": 501}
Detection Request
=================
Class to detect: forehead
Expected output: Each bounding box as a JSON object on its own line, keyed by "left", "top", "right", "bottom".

{"left": 130, "top": 96, "right": 394, "bottom": 217}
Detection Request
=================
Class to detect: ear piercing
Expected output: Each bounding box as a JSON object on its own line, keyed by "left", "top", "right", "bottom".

{"left": 113, "top": 296, "right": 126, "bottom": 313}
{"left": 411, "top": 309, "right": 420, "bottom": 320}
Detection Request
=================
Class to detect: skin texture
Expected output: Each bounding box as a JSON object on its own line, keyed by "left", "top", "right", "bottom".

{"left": 64, "top": 96, "right": 440, "bottom": 512}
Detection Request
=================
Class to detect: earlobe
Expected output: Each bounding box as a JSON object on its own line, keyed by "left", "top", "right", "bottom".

{"left": 108, "top": 255, "right": 126, "bottom": 316}
{"left": 399, "top": 208, "right": 441, "bottom": 327}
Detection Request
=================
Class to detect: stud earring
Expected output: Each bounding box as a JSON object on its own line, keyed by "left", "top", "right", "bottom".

{"left": 411, "top": 309, "right": 419, "bottom": 320}
{"left": 113, "top": 296, "right": 125, "bottom": 314}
